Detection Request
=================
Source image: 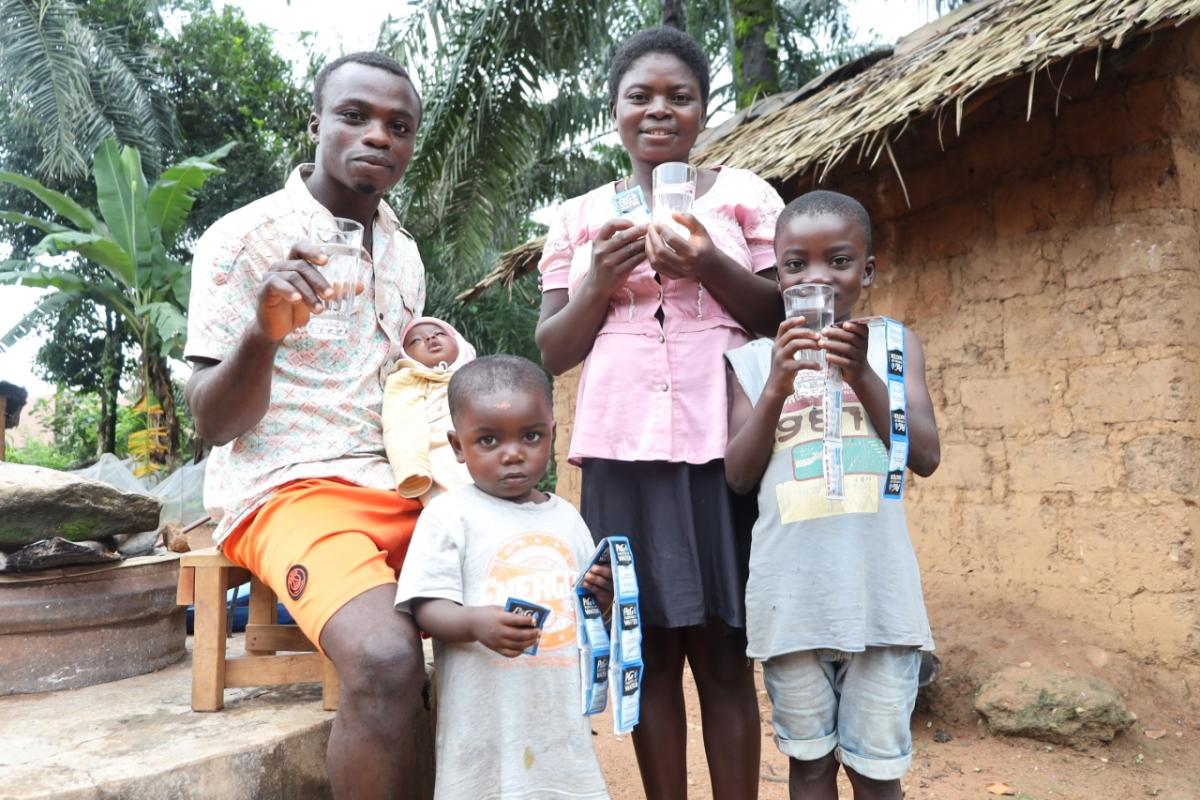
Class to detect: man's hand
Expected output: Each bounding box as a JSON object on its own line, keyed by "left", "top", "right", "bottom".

{"left": 580, "top": 564, "right": 614, "bottom": 613}
{"left": 468, "top": 606, "right": 541, "bottom": 658}
{"left": 254, "top": 242, "right": 364, "bottom": 343}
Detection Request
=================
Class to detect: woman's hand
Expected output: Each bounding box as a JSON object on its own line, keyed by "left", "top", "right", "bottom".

{"left": 645, "top": 212, "right": 719, "bottom": 282}
{"left": 585, "top": 219, "right": 648, "bottom": 297}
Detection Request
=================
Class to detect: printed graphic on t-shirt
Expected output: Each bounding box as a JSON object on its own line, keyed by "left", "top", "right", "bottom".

{"left": 483, "top": 532, "right": 578, "bottom": 653}
{"left": 773, "top": 375, "right": 888, "bottom": 523}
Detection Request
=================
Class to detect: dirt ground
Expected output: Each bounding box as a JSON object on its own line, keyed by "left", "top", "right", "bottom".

{"left": 592, "top": 594, "right": 1200, "bottom": 800}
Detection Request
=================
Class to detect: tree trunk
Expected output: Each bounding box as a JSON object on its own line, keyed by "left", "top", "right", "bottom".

{"left": 661, "top": 0, "right": 686, "bottom": 30}
{"left": 729, "top": 0, "right": 780, "bottom": 109}
{"left": 146, "top": 354, "right": 179, "bottom": 466}
{"left": 97, "top": 309, "right": 124, "bottom": 456}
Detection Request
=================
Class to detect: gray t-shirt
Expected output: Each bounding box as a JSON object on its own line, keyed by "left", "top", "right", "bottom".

{"left": 395, "top": 484, "right": 609, "bottom": 800}
{"left": 725, "top": 324, "right": 934, "bottom": 660}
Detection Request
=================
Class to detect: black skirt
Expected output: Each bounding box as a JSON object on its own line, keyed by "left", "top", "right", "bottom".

{"left": 580, "top": 458, "right": 755, "bottom": 630}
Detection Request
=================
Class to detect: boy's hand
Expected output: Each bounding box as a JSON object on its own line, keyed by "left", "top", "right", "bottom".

{"left": 645, "top": 212, "right": 718, "bottom": 281}
{"left": 765, "top": 317, "right": 820, "bottom": 401}
{"left": 820, "top": 321, "right": 870, "bottom": 383}
{"left": 468, "top": 606, "right": 541, "bottom": 658}
{"left": 587, "top": 219, "right": 647, "bottom": 296}
{"left": 580, "top": 564, "right": 614, "bottom": 612}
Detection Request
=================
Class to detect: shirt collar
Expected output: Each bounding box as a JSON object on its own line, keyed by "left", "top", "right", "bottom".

{"left": 285, "top": 163, "right": 401, "bottom": 237}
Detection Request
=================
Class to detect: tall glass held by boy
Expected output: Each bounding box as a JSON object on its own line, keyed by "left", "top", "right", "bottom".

{"left": 782, "top": 283, "right": 835, "bottom": 366}
{"left": 306, "top": 213, "right": 363, "bottom": 340}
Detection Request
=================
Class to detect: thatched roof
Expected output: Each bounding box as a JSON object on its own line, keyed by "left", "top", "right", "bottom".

{"left": 461, "top": 0, "right": 1200, "bottom": 302}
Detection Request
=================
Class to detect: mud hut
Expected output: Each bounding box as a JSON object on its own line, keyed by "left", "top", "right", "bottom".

{"left": 469, "top": 0, "right": 1200, "bottom": 666}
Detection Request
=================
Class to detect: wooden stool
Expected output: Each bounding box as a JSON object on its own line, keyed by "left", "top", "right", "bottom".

{"left": 177, "top": 548, "right": 339, "bottom": 712}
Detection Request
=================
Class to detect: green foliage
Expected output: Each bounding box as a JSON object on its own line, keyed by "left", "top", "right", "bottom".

{"left": 5, "top": 438, "right": 75, "bottom": 470}
{"left": 0, "top": 0, "right": 175, "bottom": 180}
{"left": 159, "top": 1, "right": 311, "bottom": 246}
{"left": 0, "top": 137, "right": 231, "bottom": 461}
{"left": 6, "top": 394, "right": 99, "bottom": 468}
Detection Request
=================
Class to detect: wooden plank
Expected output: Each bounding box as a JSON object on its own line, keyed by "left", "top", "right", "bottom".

{"left": 224, "top": 653, "right": 325, "bottom": 687}
{"left": 181, "top": 548, "right": 236, "bottom": 568}
{"left": 191, "top": 565, "right": 229, "bottom": 711}
{"left": 176, "top": 565, "right": 195, "bottom": 606}
{"left": 246, "top": 577, "right": 278, "bottom": 657}
{"left": 224, "top": 567, "right": 252, "bottom": 588}
{"left": 321, "top": 656, "right": 340, "bottom": 711}
{"left": 245, "top": 624, "right": 314, "bottom": 654}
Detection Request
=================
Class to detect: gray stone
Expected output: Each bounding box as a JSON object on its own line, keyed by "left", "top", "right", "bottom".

{"left": 3, "top": 537, "right": 121, "bottom": 572}
{"left": 0, "top": 464, "right": 160, "bottom": 550}
{"left": 112, "top": 528, "right": 162, "bottom": 557}
{"left": 974, "top": 666, "right": 1136, "bottom": 745}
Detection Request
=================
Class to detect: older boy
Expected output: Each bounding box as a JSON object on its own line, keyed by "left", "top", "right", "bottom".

{"left": 724, "top": 191, "right": 941, "bottom": 800}
{"left": 185, "top": 52, "right": 431, "bottom": 799}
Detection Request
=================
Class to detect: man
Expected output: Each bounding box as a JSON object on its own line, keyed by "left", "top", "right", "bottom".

{"left": 185, "top": 52, "right": 432, "bottom": 799}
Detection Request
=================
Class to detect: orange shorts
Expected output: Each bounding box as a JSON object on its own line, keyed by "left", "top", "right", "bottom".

{"left": 222, "top": 478, "right": 422, "bottom": 652}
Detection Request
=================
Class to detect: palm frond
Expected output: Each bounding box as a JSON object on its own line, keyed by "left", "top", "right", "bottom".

{"left": 0, "top": 0, "right": 175, "bottom": 180}
{"left": 390, "top": 0, "right": 623, "bottom": 275}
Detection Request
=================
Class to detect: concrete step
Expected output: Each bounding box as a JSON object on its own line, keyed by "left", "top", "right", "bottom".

{"left": 0, "top": 635, "right": 334, "bottom": 800}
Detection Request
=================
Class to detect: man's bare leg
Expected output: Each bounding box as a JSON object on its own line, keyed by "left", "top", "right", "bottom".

{"left": 320, "top": 584, "right": 434, "bottom": 800}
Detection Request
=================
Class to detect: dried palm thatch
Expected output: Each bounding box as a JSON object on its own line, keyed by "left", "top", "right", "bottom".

{"left": 696, "top": 0, "right": 1200, "bottom": 192}
{"left": 463, "top": 0, "right": 1200, "bottom": 302}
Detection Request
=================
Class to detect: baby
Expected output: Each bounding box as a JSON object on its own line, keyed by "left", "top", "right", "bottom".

{"left": 382, "top": 316, "right": 476, "bottom": 504}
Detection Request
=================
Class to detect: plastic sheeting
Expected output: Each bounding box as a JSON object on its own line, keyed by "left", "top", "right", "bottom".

{"left": 73, "top": 454, "right": 208, "bottom": 528}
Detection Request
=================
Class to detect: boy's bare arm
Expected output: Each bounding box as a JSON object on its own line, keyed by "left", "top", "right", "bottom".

{"left": 412, "top": 598, "right": 540, "bottom": 658}
{"left": 725, "top": 318, "right": 816, "bottom": 494}
{"left": 825, "top": 324, "right": 940, "bottom": 477}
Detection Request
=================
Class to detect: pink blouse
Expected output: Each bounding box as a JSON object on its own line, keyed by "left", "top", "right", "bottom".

{"left": 539, "top": 166, "right": 783, "bottom": 465}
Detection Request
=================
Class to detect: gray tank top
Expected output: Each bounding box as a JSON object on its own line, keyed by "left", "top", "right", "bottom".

{"left": 725, "top": 323, "right": 934, "bottom": 659}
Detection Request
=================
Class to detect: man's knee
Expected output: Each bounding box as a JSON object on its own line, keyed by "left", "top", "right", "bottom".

{"left": 334, "top": 628, "right": 425, "bottom": 702}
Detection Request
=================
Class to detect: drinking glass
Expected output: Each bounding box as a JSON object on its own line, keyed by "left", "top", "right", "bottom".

{"left": 782, "top": 284, "right": 835, "bottom": 366}
{"left": 652, "top": 162, "right": 696, "bottom": 239}
{"left": 306, "top": 214, "right": 363, "bottom": 340}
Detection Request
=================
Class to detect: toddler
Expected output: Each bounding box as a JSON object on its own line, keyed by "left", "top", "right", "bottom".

{"left": 395, "top": 355, "right": 613, "bottom": 800}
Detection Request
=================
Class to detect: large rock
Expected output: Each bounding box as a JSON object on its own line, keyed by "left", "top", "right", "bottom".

{"left": 975, "top": 666, "right": 1135, "bottom": 745}
{"left": 0, "top": 464, "right": 161, "bottom": 549}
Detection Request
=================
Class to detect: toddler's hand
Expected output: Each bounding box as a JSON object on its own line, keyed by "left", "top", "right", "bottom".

{"left": 765, "top": 317, "right": 820, "bottom": 401}
{"left": 469, "top": 606, "right": 541, "bottom": 658}
{"left": 580, "top": 564, "right": 614, "bottom": 612}
{"left": 820, "top": 320, "right": 870, "bottom": 382}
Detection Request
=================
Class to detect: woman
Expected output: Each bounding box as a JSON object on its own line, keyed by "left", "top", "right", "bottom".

{"left": 536, "top": 26, "right": 784, "bottom": 800}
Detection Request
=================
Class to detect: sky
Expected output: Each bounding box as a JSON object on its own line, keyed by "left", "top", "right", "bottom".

{"left": 0, "top": 0, "right": 941, "bottom": 398}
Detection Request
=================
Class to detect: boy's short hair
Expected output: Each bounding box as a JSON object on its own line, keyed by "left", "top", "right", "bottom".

{"left": 608, "top": 27, "right": 711, "bottom": 109}
{"left": 447, "top": 355, "right": 553, "bottom": 423}
{"left": 778, "top": 190, "right": 873, "bottom": 254}
{"left": 313, "top": 51, "right": 421, "bottom": 115}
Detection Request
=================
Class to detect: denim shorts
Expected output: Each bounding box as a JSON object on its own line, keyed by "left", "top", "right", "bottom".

{"left": 762, "top": 646, "right": 922, "bottom": 781}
